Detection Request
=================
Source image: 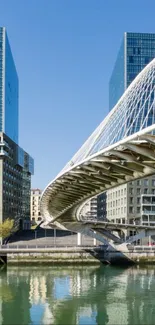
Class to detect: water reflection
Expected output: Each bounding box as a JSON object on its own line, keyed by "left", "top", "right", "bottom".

{"left": 0, "top": 265, "right": 155, "bottom": 324}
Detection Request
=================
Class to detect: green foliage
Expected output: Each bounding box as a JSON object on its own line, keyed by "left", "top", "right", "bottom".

{"left": 0, "top": 218, "right": 14, "bottom": 239}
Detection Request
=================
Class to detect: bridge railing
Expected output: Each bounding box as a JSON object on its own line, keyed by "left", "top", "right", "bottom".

{"left": 0, "top": 244, "right": 107, "bottom": 250}
{"left": 128, "top": 245, "right": 155, "bottom": 251}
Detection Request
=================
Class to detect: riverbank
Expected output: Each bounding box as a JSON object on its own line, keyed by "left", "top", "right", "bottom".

{"left": 1, "top": 246, "right": 155, "bottom": 265}
{"left": 0, "top": 247, "right": 106, "bottom": 265}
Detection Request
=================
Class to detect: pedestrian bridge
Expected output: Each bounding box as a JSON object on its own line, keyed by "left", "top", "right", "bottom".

{"left": 41, "top": 59, "right": 155, "bottom": 248}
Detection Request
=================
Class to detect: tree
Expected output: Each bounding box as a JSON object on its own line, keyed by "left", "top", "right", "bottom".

{"left": 0, "top": 218, "right": 14, "bottom": 239}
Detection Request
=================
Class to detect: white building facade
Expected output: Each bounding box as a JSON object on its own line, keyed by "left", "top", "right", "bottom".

{"left": 107, "top": 176, "right": 155, "bottom": 242}
{"left": 31, "top": 189, "right": 42, "bottom": 224}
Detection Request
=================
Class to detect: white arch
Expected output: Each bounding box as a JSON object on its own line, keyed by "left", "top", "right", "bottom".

{"left": 41, "top": 59, "right": 155, "bottom": 230}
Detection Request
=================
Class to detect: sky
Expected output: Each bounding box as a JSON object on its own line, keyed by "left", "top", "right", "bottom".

{"left": 1, "top": 0, "right": 155, "bottom": 190}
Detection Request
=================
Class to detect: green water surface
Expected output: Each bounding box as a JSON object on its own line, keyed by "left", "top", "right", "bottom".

{"left": 0, "top": 264, "right": 155, "bottom": 325}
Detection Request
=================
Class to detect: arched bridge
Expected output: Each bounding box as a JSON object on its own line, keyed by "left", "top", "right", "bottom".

{"left": 41, "top": 59, "right": 155, "bottom": 248}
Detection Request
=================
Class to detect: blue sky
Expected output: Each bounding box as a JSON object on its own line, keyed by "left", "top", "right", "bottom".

{"left": 1, "top": 0, "right": 155, "bottom": 189}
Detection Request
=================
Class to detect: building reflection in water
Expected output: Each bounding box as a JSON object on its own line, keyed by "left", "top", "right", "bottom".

{"left": 0, "top": 265, "right": 155, "bottom": 324}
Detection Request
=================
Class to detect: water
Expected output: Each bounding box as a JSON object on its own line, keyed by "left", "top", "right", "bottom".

{"left": 0, "top": 265, "right": 155, "bottom": 324}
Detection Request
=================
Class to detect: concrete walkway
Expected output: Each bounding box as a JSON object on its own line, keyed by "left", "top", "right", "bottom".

{"left": 8, "top": 229, "right": 100, "bottom": 247}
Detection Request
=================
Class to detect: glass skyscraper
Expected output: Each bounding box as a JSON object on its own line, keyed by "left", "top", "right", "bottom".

{"left": 0, "top": 27, "right": 18, "bottom": 143}
{"left": 109, "top": 32, "right": 155, "bottom": 110}
{"left": 0, "top": 27, "right": 34, "bottom": 230}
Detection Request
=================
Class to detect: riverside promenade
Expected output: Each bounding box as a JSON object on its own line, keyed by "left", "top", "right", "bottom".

{"left": 1, "top": 228, "right": 155, "bottom": 265}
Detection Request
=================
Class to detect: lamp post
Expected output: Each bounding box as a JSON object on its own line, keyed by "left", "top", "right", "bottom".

{"left": 54, "top": 228, "right": 56, "bottom": 246}
{"left": 35, "top": 230, "right": 37, "bottom": 240}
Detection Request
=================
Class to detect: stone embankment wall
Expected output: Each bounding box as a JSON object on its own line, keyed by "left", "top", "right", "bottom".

{"left": 1, "top": 248, "right": 106, "bottom": 265}
{"left": 1, "top": 247, "right": 155, "bottom": 265}
{"left": 104, "top": 248, "right": 155, "bottom": 264}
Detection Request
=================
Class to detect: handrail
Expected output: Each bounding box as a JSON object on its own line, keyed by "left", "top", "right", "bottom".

{"left": 0, "top": 244, "right": 107, "bottom": 250}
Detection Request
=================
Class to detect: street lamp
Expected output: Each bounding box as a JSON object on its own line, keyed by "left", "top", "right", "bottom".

{"left": 35, "top": 230, "right": 37, "bottom": 240}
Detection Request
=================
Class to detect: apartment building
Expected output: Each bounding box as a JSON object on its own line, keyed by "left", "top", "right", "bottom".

{"left": 107, "top": 176, "right": 155, "bottom": 242}
{"left": 31, "top": 189, "right": 42, "bottom": 224}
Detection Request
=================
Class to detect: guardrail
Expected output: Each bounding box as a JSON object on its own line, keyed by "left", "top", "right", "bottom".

{"left": 0, "top": 244, "right": 107, "bottom": 250}
{"left": 1, "top": 244, "right": 154, "bottom": 251}
{"left": 128, "top": 245, "right": 155, "bottom": 251}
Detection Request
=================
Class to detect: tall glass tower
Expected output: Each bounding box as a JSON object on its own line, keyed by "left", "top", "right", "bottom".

{"left": 109, "top": 32, "right": 155, "bottom": 110}
{"left": 0, "top": 27, "right": 34, "bottom": 230}
{"left": 0, "top": 27, "right": 18, "bottom": 143}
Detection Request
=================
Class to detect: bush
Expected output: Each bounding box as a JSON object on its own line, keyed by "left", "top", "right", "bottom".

{"left": 0, "top": 218, "right": 14, "bottom": 239}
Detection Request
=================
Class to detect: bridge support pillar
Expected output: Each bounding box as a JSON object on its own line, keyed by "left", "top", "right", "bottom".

{"left": 77, "top": 233, "right": 82, "bottom": 246}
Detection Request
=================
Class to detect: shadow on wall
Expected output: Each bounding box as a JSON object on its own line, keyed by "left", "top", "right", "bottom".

{"left": 8, "top": 228, "right": 76, "bottom": 243}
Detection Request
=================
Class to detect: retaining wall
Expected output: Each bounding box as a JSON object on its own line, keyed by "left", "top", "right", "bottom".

{"left": 1, "top": 247, "right": 155, "bottom": 265}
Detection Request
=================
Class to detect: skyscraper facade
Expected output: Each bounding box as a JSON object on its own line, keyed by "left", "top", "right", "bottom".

{"left": 0, "top": 27, "right": 19, "bottom": 144}
{"left": 0, "top": 27, "right": 34, "bottom": 229}
{"left": 109, "top": 32, "right": 155, "bottom": 110}
{"left": 106, "top": 32, "right": 155, "bottom": 233}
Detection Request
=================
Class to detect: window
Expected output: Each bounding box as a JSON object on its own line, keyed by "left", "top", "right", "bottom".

{"left": 149, "top": 215, "right": 155, "bottom": 222}
{"left": 144, "top": 179, "right": 148, "bottom": 186}
{"left": 129, "top": 207, "right": 133, "bottom": 213}
{"left": 152, "top": 189, "right": 155, "bottom": 195}
{"left": 145, "top": 57, "right": 149, "bottom": 64}
{"left": 144, "top": 188, "right": 148, "bottom": 194}
{"left": 129, "top": 197, "right": 133, "bottom": 204}
{"left": 142, "top": 215, "right": 148, "bottom": 222}
{"left": 137, "top": 180, "right": 141, "bottom": 186}
{"left": 129, "top": 56, "right": 134, "bottom": 63}
{"left": 137, "top": 197, "right": 141, "bottom": 205}
{"left": 152, "top": 179, "right": 155, "bottom": 187}
{"left": 129, "top": 188, "right": 133, "bottom": 195}
{"left": 137, "top": 207, "right": 141, "bottom": 213}
{"left": 137, "top": 188, "right": 141, "bottom": 195}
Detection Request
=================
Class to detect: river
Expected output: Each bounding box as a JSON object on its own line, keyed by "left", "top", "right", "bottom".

{"left": 0, "top": 264, "right": 155, "bottom": 324}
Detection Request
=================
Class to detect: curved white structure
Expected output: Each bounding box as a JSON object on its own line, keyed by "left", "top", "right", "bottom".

{"left": 41, "top": 59, "right": 155, "bottom": 237}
